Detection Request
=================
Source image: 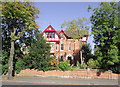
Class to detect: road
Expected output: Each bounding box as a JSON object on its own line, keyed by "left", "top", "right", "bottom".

{"left": 2, "top": 76, "right": 119, "bottom": 85}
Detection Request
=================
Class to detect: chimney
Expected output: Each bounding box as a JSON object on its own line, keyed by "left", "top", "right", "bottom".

{"left": 61, "top": 26, "right": 63, "bottom": 31}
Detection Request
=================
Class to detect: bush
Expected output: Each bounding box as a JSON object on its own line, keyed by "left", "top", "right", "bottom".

{"left": 110, "top": 64, "right": 120, "bottom": 74}
{"left": 80, "top": 63, "right": 87, "bottom": 69}
{"left": 88, "top": 58, "right": 96, "bottom": 69}
{"left": 49, "top": 59, "right": 59, "bottom": 70}
{"left": 50, "top": 60, "right": 81, "bottom": 71}
{"left": 56, "top": 60, "right": 72, "bottom": 71}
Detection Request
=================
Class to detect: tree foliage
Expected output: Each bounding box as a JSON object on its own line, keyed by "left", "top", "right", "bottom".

{"left": 89, "top": 2, "right": 120, "bottom": 73}
{"left": 15, "top": 32, "right": 52, "bottom": 73}
{"left": 2, "top": 2, "right": 40, "bottom": 77}
{"left": 62, "top": 17, "right": 89, "bottom": 39}
{"left": 81, "top": 43, "right": 93, "bottom": 63}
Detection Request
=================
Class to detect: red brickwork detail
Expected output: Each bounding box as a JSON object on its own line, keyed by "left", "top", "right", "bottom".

{"left": 18, "top": 69, "right": 118, "bottom": 79}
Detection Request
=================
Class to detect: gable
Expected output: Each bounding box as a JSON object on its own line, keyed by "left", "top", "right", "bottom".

{"left": 42, "top": 25, "right": 60, "bottom": 41}
{"left": 43, "top": 25, "right": 56, "bottom": 32}
{"left": 59, "top": 30, "right": 70, "bottom": 39}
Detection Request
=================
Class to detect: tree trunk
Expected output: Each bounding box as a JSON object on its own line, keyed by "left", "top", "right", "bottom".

{"left": 80, "top": 51, "right": 83, "bottom": 65}
{"left": 8, "top": 41, "right": 14, "bottom": 79}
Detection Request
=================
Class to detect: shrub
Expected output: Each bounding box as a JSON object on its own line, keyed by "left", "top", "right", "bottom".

{"left": 80, "top": 63, "right": 87, "bottom": 69}
{"left": 49, "top": 59, "right": 59, "bottom": 70}
{"left": 56, "top": 60, "right": 72, "bottom": 71}
{"left": 110, "top": 64, "right": 120, "bottom": 74}
{"left": 88, "top": 58, "right": 96, "bottom": 69}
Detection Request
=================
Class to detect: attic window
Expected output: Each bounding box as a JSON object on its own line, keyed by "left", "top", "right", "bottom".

{"left": 49, "top": 27, "right": 51, "bottom": 30}
{"left": 50, "top": 32, "right": 52, "bottom": 38}
{"left": 53, "top": 32, "right": 55, "bottom": 38}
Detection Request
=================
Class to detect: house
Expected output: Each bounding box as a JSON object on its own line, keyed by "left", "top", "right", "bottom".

{"left": 42, "top": 25, "right": 88, "bottom": 66}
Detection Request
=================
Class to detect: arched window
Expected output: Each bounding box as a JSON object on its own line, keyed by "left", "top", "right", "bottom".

{"left": 60, "top": 55, "right": 63, "bottom": 62}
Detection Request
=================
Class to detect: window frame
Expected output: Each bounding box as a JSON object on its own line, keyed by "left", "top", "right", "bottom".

{"left": 61, "top": 43, "right": 64, "bottom": 51}
{"left": 69, "top": 42, "right": 71, "bottom": 51}
{"left": 53, "top": 32, "right": 55, "bottom": 38}
{"left": 46, "top": 32, "right": 49, "bottom": 38}
{"left": 49, "top": 32, "right": 52, "bottom": 38}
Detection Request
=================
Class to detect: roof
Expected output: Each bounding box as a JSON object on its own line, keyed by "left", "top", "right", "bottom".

{"left": 58, "top": 29, "right": 88, "bottom": 38}
{"left": 65, "top": 29, "right": 88, "bottom": 37}
{"left": 43, "top": 25, "right": 88, "bottom": 38}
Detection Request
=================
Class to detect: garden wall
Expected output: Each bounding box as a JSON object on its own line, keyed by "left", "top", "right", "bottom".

{"left": 17, "top": 69, "right": 119, "bottom": 79}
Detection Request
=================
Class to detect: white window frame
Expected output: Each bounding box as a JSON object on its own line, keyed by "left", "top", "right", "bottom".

{"left": 49, "top": 32, "right": 52, "bottom": 38}
{"left": 46, "top": 32, "right": 48, "bottom": 38}
{"left": 51, "top": 43, "right": 54, "bottom": 51}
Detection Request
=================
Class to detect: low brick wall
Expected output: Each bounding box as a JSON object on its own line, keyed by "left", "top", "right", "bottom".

{"left": 17, "top": 69, "right": 119, "bottom": 79}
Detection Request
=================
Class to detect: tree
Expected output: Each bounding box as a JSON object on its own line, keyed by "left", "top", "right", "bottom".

{"left": 62, "top": 17, "right": 89, "bottom": 64}
{"left": 81, "top": 43, "right": 93, "bottom": 64}
{"left": 62, "top": 17, "right": 89, "bottom": 39}
{"left": 15, "top": 32, "right": 52, "bottom": 72}
{"left": 2, "top": 2, "right": 40, "bottom": 79}
{"left": 89, "top": 2, "right": 120, "bottom": 72}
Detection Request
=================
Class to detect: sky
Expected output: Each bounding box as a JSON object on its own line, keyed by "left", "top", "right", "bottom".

{"left": 34, "top": 2, "right": 100, "bottom": 53}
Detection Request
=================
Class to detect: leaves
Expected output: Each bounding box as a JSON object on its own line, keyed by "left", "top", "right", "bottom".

{"left": 21, "top": 32, "right": 52, "bottom": 71}
{"left": 2, "top": 2, "right": 40, "bottom": 41}
{"left": 62, "top": 17, "right": 89, "bottom": 39}
{"left": 2, "top": 2, "right": 40, "bottom": 74}
{"left": 89, "top": 2, "right": 120, "bottom": 72}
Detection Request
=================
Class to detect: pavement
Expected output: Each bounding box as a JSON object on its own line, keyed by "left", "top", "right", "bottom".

{"left": 2, "top": 75, "right": 119, "bottom": 85}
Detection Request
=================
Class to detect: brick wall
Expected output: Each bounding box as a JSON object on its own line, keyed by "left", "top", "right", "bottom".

{"left": 17, "top": 69, "right": 119, "bottom": 79}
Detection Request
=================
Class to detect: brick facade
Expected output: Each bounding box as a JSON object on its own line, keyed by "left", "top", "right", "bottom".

{"left": 42, "top": 25, "right": 88, "bottom": 65}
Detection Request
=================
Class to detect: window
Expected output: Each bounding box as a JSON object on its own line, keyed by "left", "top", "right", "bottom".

{"left": 60, "top": 56, "right": 63, "bottom": 62}
{"left": 46, "top": 32, "right": 48, "bottom": 38}
{"left": 51, "top": 43, "right": 54, "bottom": 51}
{"left": 50, "top": 32, "right": 52, "bottom": 38}
{"left": 56, "top": 43, "right": 58, "bottom": 51}
{"left": 69, "top": 43, "right": 71, "bottom": 51}
{"left": 61, "top": 34, "right": 63, "bottom": 39}
{"left": 53, "top": 32, "right": 55, "bottom": 38}
{"left": 61, "top": 43, "right": 64, "bottom": 51}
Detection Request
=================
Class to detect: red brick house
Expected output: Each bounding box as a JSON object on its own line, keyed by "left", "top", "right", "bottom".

{"left": 42, "top": 25, "right": 88, "bottom": 66}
